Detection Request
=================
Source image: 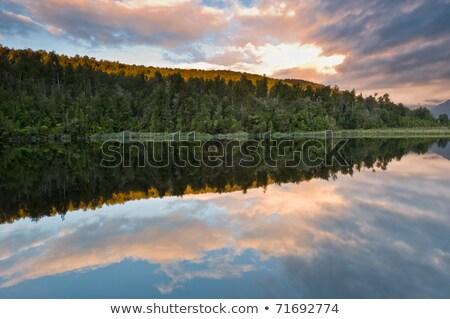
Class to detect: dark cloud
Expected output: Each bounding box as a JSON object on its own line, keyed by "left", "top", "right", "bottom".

{"left": 310, "top": 0, "right": 450, "bottom": 87}
{"left": 372, "top": 1, "right": 450, "bottom": 54}
{"left": 334, "top": 37, "right": 450, "bottom": 88}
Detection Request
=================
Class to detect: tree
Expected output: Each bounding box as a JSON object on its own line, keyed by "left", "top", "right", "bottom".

{"left": 439, "top": 114, "right": 449, "bottom": 126}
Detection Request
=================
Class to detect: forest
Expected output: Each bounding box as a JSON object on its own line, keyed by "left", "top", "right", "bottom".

{"left": 0, "top": 45, "right": 447, "bottom": 137}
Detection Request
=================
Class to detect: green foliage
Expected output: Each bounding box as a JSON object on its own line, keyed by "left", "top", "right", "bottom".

{"left": 0, "top": 45, "right": 443, "bottom": 135}
{"left": 439, "top": 114, "right": 449, "bottom": 126}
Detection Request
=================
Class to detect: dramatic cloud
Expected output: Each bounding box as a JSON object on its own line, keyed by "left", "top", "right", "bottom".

{"left": 302, "top": 0, "right": 450, "bottom": 102}
{"left": 1, "top": 0, "right": 450, "bottom": 104}
{"left": 3, "top": 0, "right": 226, "bottom": 47}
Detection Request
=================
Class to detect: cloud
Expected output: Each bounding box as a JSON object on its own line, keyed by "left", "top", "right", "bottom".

{"left": 180, "top": 43, "right": 345, "bottom": 76}
{"left": 0, "top": 210, "right": 234, "bottom": 288}
{"left": 234, "top": 1, "right": 296, "bottom": 17}
{"left": 0, "top": 10, "right": 42, "bottom": 35}
{"left": 229, "top": 0, "right": 450, "bottom": 103}
{"left": 156, "top": 253, "right": 254, "bottom": 294}
{"left": 215, "top": 0, "right": 450, "bottom": 103}
{"left": 118, "top": 0, "right": 193, "bottom": 8}
{"left": 2, "top": 0, "right": 450, "bottom": 104}
{"left": 9, "top": 0, "right": 227, "bottom": 47}
{"left": 302, "top": 0, "right": 450, "bottom": 103}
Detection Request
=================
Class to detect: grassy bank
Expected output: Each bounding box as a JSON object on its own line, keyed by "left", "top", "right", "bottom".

{"left": 329, "top": 128, "right": 450, "bottom": 139}
{"left": 88, "top": 127, "right": 450, "bottom": 142}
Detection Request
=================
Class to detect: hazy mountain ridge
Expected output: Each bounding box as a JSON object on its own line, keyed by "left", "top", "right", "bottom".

{"left": 431, "top": 100, "right": 450, "bottom": 117}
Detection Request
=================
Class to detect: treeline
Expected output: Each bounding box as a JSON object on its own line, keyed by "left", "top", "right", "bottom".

{"left": 0, "top": 46, "right": 445, "bottom": 135}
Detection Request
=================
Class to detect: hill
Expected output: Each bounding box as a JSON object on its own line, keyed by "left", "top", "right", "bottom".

{"left": 431, "top": 100, "right": 450, "bottom": 117}
{"left": 0, "top": 45, "right": 444, "bottom": 136}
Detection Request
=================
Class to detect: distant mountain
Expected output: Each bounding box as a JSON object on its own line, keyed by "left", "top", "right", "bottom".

{"left": 431, "top": 100, "right": 450, "bottom": 117}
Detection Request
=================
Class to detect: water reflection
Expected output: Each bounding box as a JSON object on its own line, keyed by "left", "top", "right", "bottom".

{"left": 0, "top": 140, "right": 449, "bottom": 298}
{"left": 0, "top": 138, "right": 445, "bottom": 224}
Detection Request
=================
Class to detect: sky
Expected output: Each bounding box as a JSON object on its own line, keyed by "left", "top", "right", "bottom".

{"left": 0, "top": 0, "right": 450, "bottom": 106}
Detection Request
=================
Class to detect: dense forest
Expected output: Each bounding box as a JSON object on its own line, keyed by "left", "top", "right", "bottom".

{"left": 0, "top": 45, "right": 447, "bottom": 136}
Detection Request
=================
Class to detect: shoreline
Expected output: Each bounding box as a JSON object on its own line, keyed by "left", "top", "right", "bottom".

{"left": 2, "top": 128, "right": 450, "bottom": 145}
{"left": 90, "top": 128, "right": 450, "bottom": 142}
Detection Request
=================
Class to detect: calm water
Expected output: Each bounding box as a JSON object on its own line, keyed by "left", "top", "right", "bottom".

{"left": 0, "top": 138, "right": 449, "bottom": 298}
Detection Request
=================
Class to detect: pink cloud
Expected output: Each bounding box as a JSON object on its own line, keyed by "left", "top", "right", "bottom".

{"left": 16, "top": 0, "right": 227, "bottom": 47}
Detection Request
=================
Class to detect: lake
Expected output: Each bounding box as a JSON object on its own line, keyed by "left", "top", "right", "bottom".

{"left": 0, "top": 137, "right": 449, "bottom": 298}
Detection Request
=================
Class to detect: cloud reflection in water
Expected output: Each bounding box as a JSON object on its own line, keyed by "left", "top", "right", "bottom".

{"left": 0, "top": 152, "right": 449, "bottom": 298}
